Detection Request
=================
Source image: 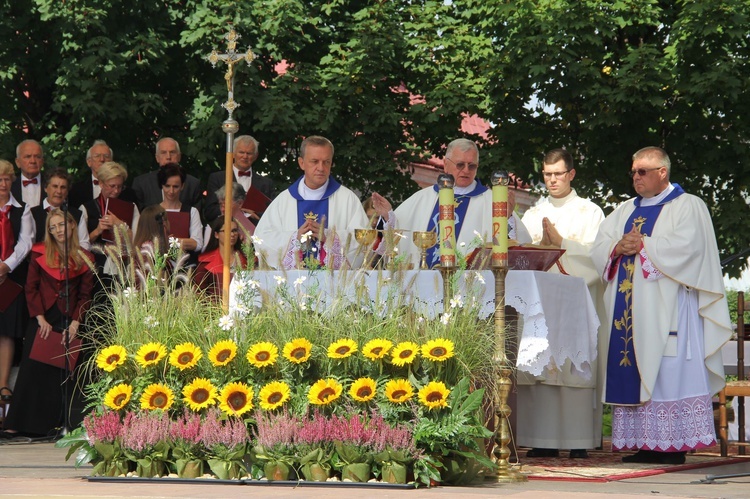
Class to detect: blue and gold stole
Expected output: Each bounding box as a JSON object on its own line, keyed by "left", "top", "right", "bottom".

{"left": 288, "top": 176, "right": 342, "bottom": 263}
{"left": 424, "top": 180, "right": 488, "bottom": 268}
{"left": 605, "top": 184, "right": 684, "bottom": 404}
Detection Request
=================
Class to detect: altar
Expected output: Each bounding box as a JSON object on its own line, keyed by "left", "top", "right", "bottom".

{"left": 230, "top": 269, "right": 599, "bottom": 379}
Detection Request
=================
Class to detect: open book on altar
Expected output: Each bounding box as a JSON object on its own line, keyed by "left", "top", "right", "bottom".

{"left": 468, "top": 243, "right": 566, "bottom": 272}
{"left": 241, "top": 185, "right": 272, "bottom": 218}
{"left": 166, "top": 211, "right": 190, "bottom": 239}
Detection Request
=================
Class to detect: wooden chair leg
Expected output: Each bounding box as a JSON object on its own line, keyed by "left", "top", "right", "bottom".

{"left": 719, "top": 389, "right": 728, "bottom": 457}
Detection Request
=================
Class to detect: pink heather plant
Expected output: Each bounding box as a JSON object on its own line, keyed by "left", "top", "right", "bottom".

{"left": 200, "top": 408, "right": 250, "bottom": 455}
{"left": 252, "top": 409, "right": 299, "bottom": 450}
{"left": 368, "top": 413, "right": 415, "bottom": 454}
{"left": 328, "top": 413, "right": 377, "bottom": 449}
{"left": 120, "top": 411, "right": 170, "bottom": 457}
{"left": 295, "top": 411, "right": 334, "bottom": 447}
{"left": 169, "top": 409, "right": 204, "bottom": 460}
{"left": 83, "top": 411, "right": 124, "bottom": 444}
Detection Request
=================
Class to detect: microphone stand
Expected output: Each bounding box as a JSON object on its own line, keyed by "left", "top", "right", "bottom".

{"left": 59, "top": 201, "right": 72, "bottom": 438}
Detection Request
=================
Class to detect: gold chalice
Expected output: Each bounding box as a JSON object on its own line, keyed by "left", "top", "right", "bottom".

{"left": 412, "top": 230, "right": 438, "bottom": 270}
{"left": 354, "top": 228, "right": 378, "bottom": 247}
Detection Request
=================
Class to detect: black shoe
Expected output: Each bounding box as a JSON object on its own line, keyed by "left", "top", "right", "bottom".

{"left": 569, "top": 449, "right": 589, "bottom": 459}
{"left": 526, "top": 448, "right": 560, "bottom": 458}
{"left": 0, "top": 386, "right": 11, "bottom": 402}
{"left": 622, "top": 450, "right": 661, "bottom": 463}
{"left": 659, "top": 452, "right": 686, "bottom": 465}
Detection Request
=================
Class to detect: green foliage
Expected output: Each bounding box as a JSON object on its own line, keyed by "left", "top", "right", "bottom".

{"left": 1, "top": 1, "right": 748, "bottom": 273}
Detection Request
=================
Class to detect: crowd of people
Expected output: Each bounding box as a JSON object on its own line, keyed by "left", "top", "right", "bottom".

{"left": 0, "top": 135, "right": 733, "bottom": 469}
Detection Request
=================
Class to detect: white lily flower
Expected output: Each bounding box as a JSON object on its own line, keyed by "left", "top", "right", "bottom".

{"left": 273, "top": 275, "right": 286, "bottom": 285}
{"left": 169, "top": 236, "right": 181, "bottom": 250}
{"left": 251, "top": 235, "right": 263, "bottom": 245}
{"left": 450, "top": 294, "right": 464, "bottom": 309}
{"left": 475, "top": 272, "right": 486, "bottom": 284}
{"left": 300, "top": 230, "right": 313, "bottom": 243}
{"left": 248, "top": 279, "right": 260, "bottom": 290}
{"left": 294, "top": 276, "right": 306, "bottom": 287}
{"left": 440, "top": 312, "right": 452, "bottom": 325}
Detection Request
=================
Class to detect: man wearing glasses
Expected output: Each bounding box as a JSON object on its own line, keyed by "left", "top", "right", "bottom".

{"left": 370, "top": 138, "right": 531, "bottom": 269}
{"left": 592, "top": 146, "right": 731, "bottom": 464}
{"left": 518, "top": 148, "right": 605, "bottom": 459}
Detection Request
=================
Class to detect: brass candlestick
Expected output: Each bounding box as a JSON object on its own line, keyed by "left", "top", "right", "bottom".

{"left": 491, "top": 265, "right": 527, "bottom": 483}
{"left": 412, "top": 230, "right": 437, "bottom": 270}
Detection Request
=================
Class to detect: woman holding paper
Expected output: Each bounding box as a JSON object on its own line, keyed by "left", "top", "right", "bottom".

{"left": 0, "top": 160, "right": 33, "bottom": 407}
{"left": 2, "top": 208, "right": 93, "bottom": 438}
{"left": 194, "top": 217, "right": 247, "bottom": 299}
{"left": 158, "top": 163, "right": 203, "bottom": 253}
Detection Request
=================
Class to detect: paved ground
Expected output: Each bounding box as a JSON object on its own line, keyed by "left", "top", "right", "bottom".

{"left": 1, "top": 441, "right": 750, "bottom": 499}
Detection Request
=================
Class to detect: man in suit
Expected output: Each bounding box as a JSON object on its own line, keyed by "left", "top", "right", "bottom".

{"left": 203, "top": 134, "right": 275, "bottom": 223}
{"left": 68, "top": 140, "right": 113, "bottom": 210}
{"left": 30, "top": 168, "right": 90, "bottom": 250}
{"left": 12, "top": 139, "right": 44, "bottom": 208}
{"left": 131, "top": 137, "right": 202, "bottom": 210}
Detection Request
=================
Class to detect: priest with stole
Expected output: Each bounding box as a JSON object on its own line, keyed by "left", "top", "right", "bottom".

{"left": 254, "top": 136, "right": 369, "bottom": 269}
{"left": 592, "top": 146, "right": 731, "bottom": 464}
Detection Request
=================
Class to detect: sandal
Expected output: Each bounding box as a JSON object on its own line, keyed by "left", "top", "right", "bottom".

{"left": 0, "top": 386, "right": 12, "bottom": 402}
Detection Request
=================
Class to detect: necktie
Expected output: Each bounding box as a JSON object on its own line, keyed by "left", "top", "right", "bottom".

{"left": 93, "top": 179, "right": 99, "bottom": 186}
{"left": 22, "top": 178, "right": 38, "bottom": 187}
{"left": 238, "top": 170, "right": 253, "bottom": 178}
{"left": 0, "top": 206, "right": 14, "bottom": 261}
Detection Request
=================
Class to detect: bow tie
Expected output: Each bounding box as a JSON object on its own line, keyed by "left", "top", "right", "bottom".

{"left": 22, "top": 178, "right": 38, "bottom": 187}
{"left": 93, "top": 179, "right": 99, "bottom": 186}
{"left": 238, "top": 170, "right": 253, "bottom": 178}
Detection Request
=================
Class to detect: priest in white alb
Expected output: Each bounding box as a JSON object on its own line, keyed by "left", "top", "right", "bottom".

{"left": 592, "top": 146, "right": 730, "bottom": 464}
{"left": 517, "top": 148, "right": 605, "bottom": 459}
{"left": 254, "top": 136, "right": 369, "bottom": 269}
{"left": 371, "top": 138, "right": 531, "bottom": 268}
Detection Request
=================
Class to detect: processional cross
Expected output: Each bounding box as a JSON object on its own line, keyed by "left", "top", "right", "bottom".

{"left": 207, "top": 27, "right": 256, "bottom": 312}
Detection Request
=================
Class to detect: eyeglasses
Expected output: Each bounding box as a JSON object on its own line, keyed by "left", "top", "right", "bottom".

{"left": 445, "top": 157, "right": 478, "bottom": 171}
{"left": 542, "top": 170, "right": 570, "bottom": 180}
{"left": 48, "top": 222, "right": 68, "bottom": 232}
{"left": 628, "top": 167, "right": 663, "bottom": 178}
{"left": 91, "top": 153, "right": 112, "bottom": 161}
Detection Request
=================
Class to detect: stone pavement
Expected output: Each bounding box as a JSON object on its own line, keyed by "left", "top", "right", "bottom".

{"left": 2, "top": 441, "right": 750, "bottom": 499}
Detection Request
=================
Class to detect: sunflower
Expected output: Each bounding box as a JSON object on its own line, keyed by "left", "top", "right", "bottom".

{"left": 219, "top": 382, "right": 254, "bottom": 417}
{"left": 103, "top": 383, "right": 133, "bottom": 410}
{"left": 96, "top": 345, "right": 127, "bottom": 372}
{"left": 183, "top": 378, "right": 218, "bottom": 411}
{"left": 140, "top": 383, "right": 175, "bottom": 410}
{"left": 282, "top": 338, "right": 312, "bottom": 364}
{"left": 418, "top": 381, "right": 450, "bottom": 409}
{"left": 384, "top": 379, "right": 414, "bottom": 404}
{"left": 258, "top": 381, "right": 291, "bottom": 410}
{"left": 362, "top": 338, "right": 393, "bottom": 361}
{"left": 208, "top": 340, "right": 238, "bottom": 367}
{"left": 327, "top": 338, "right": 357, "bottom": 359}
{"left": 349, "top": 377, "right": 377, "bottom": 402}
{"left": 391, "top": 341, "right": 419, "bottom": 366}
{"left": 308, "top": 378, "right": 343, "bottom": 405}
{"left": 421, "top": 338, "right": 455, "bottom": 362}
{"left": 168, "top": 342, "right": 203, "bottom": 370}
{"left": 135, "top": 342, "right": 167, "bottom": 368}
{"left": 246, "top": 342, "right": 279, "bottom": 368}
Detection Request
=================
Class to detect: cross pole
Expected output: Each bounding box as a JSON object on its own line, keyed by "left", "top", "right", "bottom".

{"left": 207, "top": 26, "right": 255, "bottom": 312}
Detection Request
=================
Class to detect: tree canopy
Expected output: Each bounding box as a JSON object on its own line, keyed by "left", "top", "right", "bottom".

{"left": 1, "top": 0, "right": 748, "bottom": 275}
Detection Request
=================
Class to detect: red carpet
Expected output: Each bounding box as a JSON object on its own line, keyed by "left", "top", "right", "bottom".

{"left": 518, "top": 445, "right": 750, "bottom": 482}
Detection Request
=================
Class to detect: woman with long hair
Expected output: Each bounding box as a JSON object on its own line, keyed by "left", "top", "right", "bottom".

{"left": 0, "top": 159, "right": 33, "bottom": 407}
{"left": 194, "top": 217, "right": 247, "bottom": 299}
{"left": 2, "top": 208, "right": 94, "bottom": 438}
{"left": 158, "top": 163, "right": 202, "bottom": 253}
{"left": 133, "top": 204, "right": 169, "bottom": 253}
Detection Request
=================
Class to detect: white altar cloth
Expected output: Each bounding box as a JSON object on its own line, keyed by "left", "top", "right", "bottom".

{"left": 229, "top": 270, "right": 599, "bottom": 378}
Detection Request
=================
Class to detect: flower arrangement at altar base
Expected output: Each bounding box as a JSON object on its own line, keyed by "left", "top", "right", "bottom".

{"left": 58, "top": 234, "right": 500, "bottom": 486}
